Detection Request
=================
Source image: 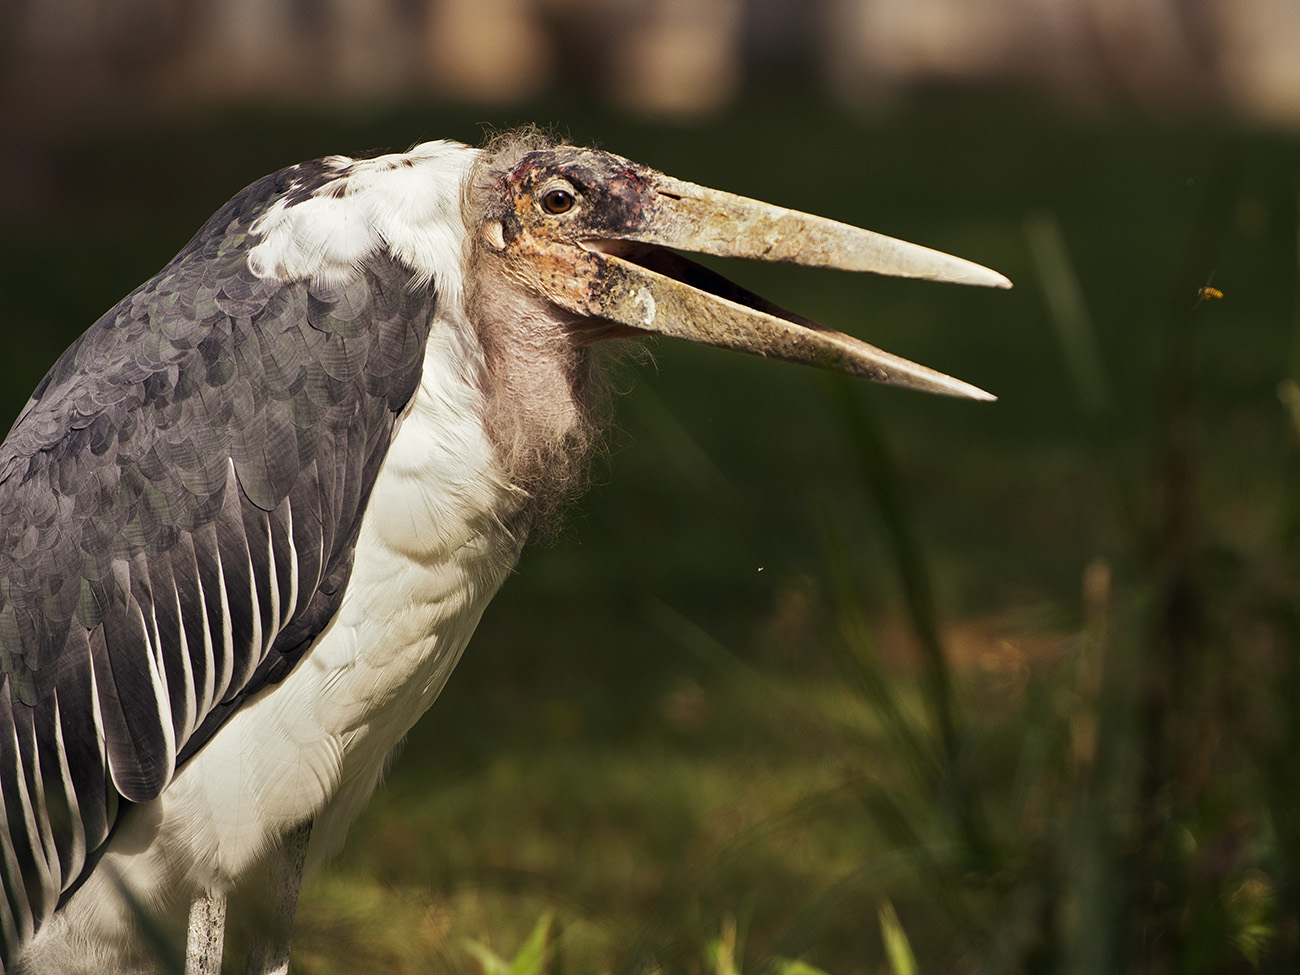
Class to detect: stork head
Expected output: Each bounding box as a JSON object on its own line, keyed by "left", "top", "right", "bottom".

{"left": 467, "top": 133, "right": 1009, "bottom": 403}
{"left": 460, "top": 132, "right": 1009, "bottom": 521}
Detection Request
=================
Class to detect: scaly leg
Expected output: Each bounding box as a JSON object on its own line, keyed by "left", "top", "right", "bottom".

{"left": 245, "top": 819, "right": 313, "bottom": 975}
{"left": 184, "top": 888, "right": 227, "bottom": 975}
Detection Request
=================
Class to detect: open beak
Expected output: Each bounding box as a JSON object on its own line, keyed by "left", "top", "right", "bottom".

{"left": 571, "top": 178, "right": 1009, "bottom": 401}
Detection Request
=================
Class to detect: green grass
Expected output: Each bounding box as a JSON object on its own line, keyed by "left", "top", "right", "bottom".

{"left": 4, "top": 89, "right": 1300, "bottom": 973}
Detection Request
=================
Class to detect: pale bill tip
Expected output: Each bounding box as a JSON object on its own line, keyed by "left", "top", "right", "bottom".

{"left": 886, "top": 354, "right": 998, "bottom": 402}
{"left": 939, "top": 375, "right": 998, "bottom": 402}
{"left": 969, "top": 265, "right": 1013, "bottom": 290}
{"left": 930, "top": 252, "right": 1012, "bottom": 290}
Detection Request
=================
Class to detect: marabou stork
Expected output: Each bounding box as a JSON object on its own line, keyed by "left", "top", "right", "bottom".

{"left": 0, "top": 129, "right": 1009, "bottom": 973}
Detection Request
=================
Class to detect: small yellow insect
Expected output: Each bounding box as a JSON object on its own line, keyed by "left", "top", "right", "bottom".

{"left": 1194, "top": 273, "right": 1223, "bottom": 308}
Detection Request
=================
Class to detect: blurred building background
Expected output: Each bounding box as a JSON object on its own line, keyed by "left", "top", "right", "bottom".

{"left": 3, "top": 0, "right": 1300, "bottom": 128}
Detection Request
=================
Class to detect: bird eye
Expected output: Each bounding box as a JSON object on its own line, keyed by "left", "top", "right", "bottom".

{"left": 541, "top": 188, "right": 576, "bottom": 215}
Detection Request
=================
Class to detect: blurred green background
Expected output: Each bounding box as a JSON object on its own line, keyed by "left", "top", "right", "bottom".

{"left": 6, "top": 3, "right": 1300, "bottom": 971}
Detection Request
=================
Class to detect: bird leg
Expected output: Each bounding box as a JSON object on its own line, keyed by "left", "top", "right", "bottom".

{"left": 184, "top": 888, "right": 227, "bottom": 975}
{"left": 245, "top": 819, "right": 313, "bottom": 975}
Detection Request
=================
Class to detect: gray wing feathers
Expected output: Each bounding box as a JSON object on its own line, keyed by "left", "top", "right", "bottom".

{"left": 0, "top": 165, "right": 438, "bottom": 966}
